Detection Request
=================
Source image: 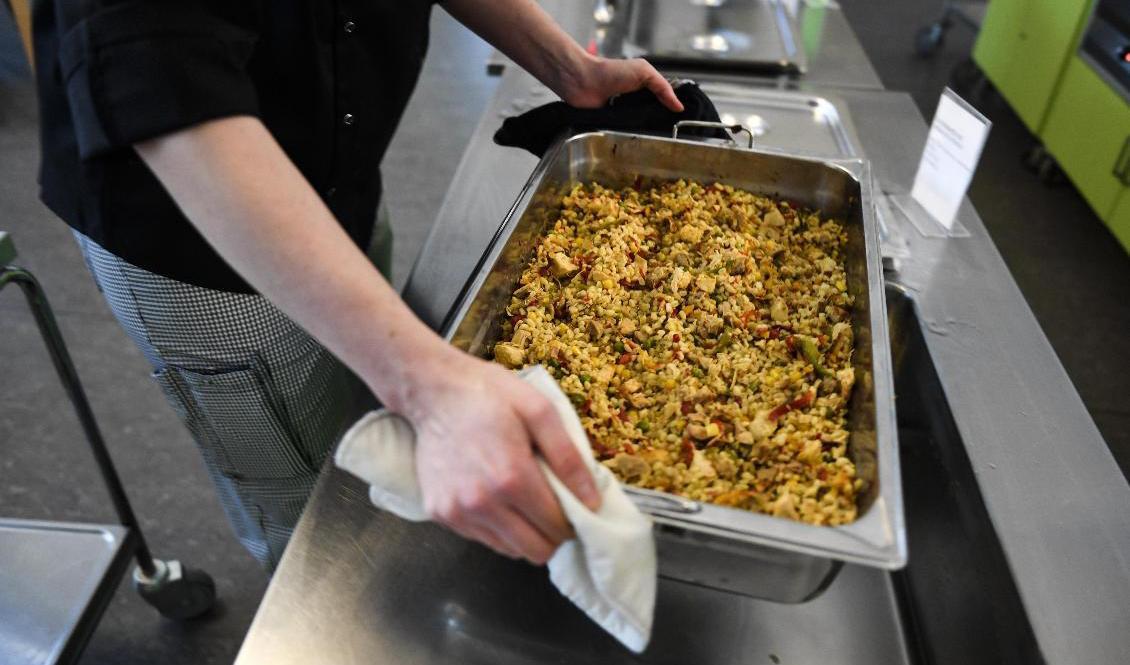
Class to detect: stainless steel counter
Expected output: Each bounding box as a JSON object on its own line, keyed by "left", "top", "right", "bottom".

{"left": 236, "top": 5, "right": 1130, "bottom": 665}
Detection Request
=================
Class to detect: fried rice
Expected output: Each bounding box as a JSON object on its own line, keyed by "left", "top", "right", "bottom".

{"left": 492, "top": 179, "right": 860, "bottom": 526}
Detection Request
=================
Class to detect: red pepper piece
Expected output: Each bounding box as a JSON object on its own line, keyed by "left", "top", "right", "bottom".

{"left": 680, "top": 400, "right": 694, "bottom": 415}
{"left": 617, "top": 353, "right": 634, "bottom": 365}
{"left": 680, "top": 439, "right": 695, "bottom": 465}
{"left": 769, "top": 389, "right": 816, "bottom": 421}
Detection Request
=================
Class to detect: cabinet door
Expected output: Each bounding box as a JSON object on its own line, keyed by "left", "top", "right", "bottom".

{"left": 1042, "top": 56, "right": 1130, "bottom": 219}
{"left": 1105, "top": 188, "right": 1130, "bottom": 255}
{"left": 973, "top": 0, "right": 1092, "bottom": 132}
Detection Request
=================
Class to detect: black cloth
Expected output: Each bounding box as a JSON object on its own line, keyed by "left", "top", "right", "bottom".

{"left": 493, "top": 81, "right": 727, "bottom": 157}
{"left": 33, "top": 0, "right": 436, "bottom": 293}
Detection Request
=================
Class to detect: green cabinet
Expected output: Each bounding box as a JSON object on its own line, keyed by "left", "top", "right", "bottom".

{"left": 1041, "top": 55, "right": 1130, "bottom": 253}
{"left": 1042, "top": 56, "right": 1130, "bottom": 218}
{"left": 973, "top": 0, "right": 1094, "bottom": 133}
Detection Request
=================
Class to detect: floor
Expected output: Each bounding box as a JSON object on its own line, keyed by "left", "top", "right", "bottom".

{"left": 1, "top": 2, "right": 1127, "bottom": 664}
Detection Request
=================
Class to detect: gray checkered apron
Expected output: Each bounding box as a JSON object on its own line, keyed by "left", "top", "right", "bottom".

{"left": 72, "top": 212, "right": 392, "bottom": 571}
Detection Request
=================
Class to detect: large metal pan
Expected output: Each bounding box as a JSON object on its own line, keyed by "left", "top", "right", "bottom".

{"left": 443, "top": 127, "right": 905, "bottom": 602}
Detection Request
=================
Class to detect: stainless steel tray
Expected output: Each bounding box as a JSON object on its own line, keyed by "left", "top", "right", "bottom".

{"left": 700, "top": 82, "right": 860, "bottom": 157}
{"left": 444, "top": 130, "right": 904, "bottom": 602}
{"left": 619, "top": 0, "right": 806, "bottom": 75}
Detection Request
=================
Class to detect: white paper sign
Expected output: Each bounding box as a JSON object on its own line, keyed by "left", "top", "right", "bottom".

{"left": 910, "top": 88, "right": 991, "bottom": 230}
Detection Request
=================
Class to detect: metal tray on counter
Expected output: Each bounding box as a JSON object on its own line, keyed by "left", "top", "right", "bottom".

{"left": 617, "top": 0, "right": 806, "bottom": 76}
{"left": 443, "top": 128, "right": 904, "bottom": 603}
{"left": 698, "top": 82, "right": 860, "bottom": 158}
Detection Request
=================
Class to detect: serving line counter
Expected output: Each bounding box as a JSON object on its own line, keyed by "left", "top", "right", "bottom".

{"left": 235, "top": 5, "right": 1130, "bottom": 665}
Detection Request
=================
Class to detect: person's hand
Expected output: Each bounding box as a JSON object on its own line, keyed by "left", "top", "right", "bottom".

{"left": 406, "top": 350, "right": 602, "bottom": 564}
{"left": 562, "top": 56, "right": 684, "bottom": 112}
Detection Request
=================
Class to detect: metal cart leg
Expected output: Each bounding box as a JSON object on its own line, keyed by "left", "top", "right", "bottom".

{"left": 0, "top": 263, "right": 216, "bottom": 620}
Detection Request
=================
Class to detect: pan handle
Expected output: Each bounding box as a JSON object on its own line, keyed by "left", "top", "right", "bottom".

{"left": 672, "top": 120, "right": 754, "bottom": 150}
{"left": 624, "top": 486, "right": 702, "bottom": 514}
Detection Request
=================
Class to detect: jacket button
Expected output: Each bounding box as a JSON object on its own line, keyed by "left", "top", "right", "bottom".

{"left": 343, "top": 20, "right": 356, "bottom": 34}
{"left": 342, "top": 113, "right": 355, "bottom": 126}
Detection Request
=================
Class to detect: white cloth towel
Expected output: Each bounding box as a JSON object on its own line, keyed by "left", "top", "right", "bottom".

{"left": 333, "top": 366, "right": 657, "bottom": 653}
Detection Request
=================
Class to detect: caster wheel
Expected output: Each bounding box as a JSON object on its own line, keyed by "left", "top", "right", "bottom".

{"left": 133, "top": 559, "right": 216, "bottom": 620}
{"left": 1023, "top": 145, "right": 1048, "bottom": 173}
{"left": 915, "top": 23, "right": 945, "bottom": 58}
{"left": 1036, "top": 157, "right": 1064, "bottom": 186}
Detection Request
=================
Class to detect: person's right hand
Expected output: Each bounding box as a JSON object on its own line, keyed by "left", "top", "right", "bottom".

{"left": 406, "top": 349, "right": 602, "bottom": 564}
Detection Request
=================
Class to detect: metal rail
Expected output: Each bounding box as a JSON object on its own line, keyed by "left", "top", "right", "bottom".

{"left": 0, "top": 266, "right": 158, "bottom": 577}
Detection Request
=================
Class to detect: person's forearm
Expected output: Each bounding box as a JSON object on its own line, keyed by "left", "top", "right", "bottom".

{"left": 441, "top": 0, "right": 594, "bottom": 103}
{"left": 135, "top": 116, "right": 454, "bottom": 417}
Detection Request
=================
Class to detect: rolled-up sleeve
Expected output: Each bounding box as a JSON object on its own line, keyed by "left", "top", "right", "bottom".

{"left": 56, "top": 2, "right": 259, "bottom": 160}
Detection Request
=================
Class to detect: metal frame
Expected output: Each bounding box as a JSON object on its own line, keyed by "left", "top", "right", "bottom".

{"left": 1, "top": 232, "right": 214, "bottom": 664}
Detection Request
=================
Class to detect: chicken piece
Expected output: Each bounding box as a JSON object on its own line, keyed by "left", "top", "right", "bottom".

{"left": 587, "top": 268, "right": 614, "bottom": 282}
{"left": 511, "top": 329, "right": 531, "bottom": 348}
{"left": 689, "top": 450, "right": 717, "bottom": 480}
{"left": 699, "top": 314, "right": 724, "bottom": 335}
{"left": 828, "top": 323, "right": 853, "bottom": 363}
{"left": 626, "top": 392, "right": 652, "bottom": 409}
{"left": 586, "top": 319, "right": 603, "bottom": 341}
{"left": 619, "top": 319, "right": 637, "bottom": 336}
{"left": 493, "top": 343, "right": 526, "bottom": 368}
{"left": 748, "top": 409, "right": 778, "bottom": 441}
{"left": 713, "top": 454, "right": 738, "bottom": 480}
{"left": 797, "top": 439, "right": 823, "bottom": 465}
{"left": 678, "top": 224, "right": 704, "bottom": 244}
{"left": 686, "top": 421, "right": 721, "bottom": 441}
{"left": 638, "top": 447, "right": 671, "bottom": 463}
{"left": 594, "top": 365, "right": 616, "bottom": 383}
{"left": 772, "top": 492, "right": 798, "bottom": 520}
{"left": 735, "top": 430, "right": 754, "bottom": 445}
{"left": 770, "top": 298, "right": 789, "bottom": 323}
{"left": 667, "top": 267, "right": 690, "bottom": 292}
{"left": 691, "top": 386, "right": 715, "bottom": 402}
{"left": 621, "top": 377, "right": 642, "bottom": 393}
{"left": 695, "top": 274, "right": 717, "bottom": 294}
{"left": 549, "top": 252, "right": 579, "bottom": 278}
{"left": 633, "top": 255, "right": 648, "bottom": 279}
{"left": 763, "top": 207, "right": 786, "bottom": 228}
{"left": 610, "top": 454, "right": 650, "bottom": 481}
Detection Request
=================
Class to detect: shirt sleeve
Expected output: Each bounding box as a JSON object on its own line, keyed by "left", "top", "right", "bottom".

{"left": 56, "top": 2, "right": 260, "bottom": 160}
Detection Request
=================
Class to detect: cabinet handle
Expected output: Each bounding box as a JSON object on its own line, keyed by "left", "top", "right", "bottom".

{"left": 1115, "top": 136, "right": 1130, "bottom": 186}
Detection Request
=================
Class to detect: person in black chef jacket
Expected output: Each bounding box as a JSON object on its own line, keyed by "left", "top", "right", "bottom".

{"left": 32, "top": 0, "right": 683, "bottom": 571}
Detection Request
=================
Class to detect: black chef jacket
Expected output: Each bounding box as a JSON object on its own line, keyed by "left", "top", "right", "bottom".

{"left": 33, "top": 0, "right": 436, "bottom": 293}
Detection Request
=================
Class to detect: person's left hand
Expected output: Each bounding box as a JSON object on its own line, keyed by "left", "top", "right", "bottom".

{"left": 562, "top": 56, "right": 684, "bottom": 112}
